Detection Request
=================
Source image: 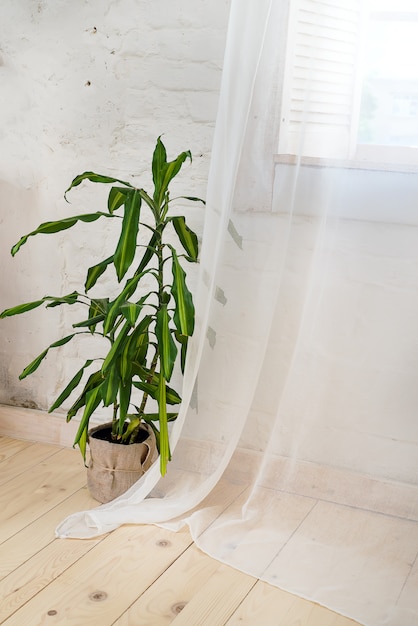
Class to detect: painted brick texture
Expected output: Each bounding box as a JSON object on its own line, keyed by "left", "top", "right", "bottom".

{"left": 0, "top": 0, "right": 231, "bottom": 410}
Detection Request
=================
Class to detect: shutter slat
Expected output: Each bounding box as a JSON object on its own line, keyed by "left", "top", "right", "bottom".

{"left": 279, "top": 0, "right": 362, "bottom": 158}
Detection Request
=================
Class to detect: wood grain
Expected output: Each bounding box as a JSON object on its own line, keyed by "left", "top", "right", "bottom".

{"left": 0, "top": 436, "right": 363, "bottom": 626}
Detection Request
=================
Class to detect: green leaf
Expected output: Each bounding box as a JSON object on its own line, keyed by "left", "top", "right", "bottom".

{"left": 117, "top": 381, "right": 132, "bottom": 436}
{"left": 19, "top": 334, "right": 75, "bottom": 380}
{"left": 1, "top": 293, "right": 81, "bottom": 319}
{"left": 19, "top": 349, "right": 48, "bottom": 380}
{"left": 89, "top": 298, "right": 110, "bottom": 317}
{"left": 78, "top": 424, "right": 89, "bottom": 463}
{"left": 49, "top": 334, "right": 76, "bottom": 349}
{"left": 101, "top": 321, "right": 132, "bottom": 374}
{"left": 66, "top": 370, "right": 103, "bottom": 421}
{"left": 45, "top": 292, "right": 79, "bottom": 308}
{"left": 175, "top": 195, "right": 205, "bottom": 204}
{"left": 108, "top": 186, "right": 130, "bottom": 214}
{"left": 64, "top": 171, "right": 132, "bottom": 200}
{"left": 155, "top": 304, "right": 177, "bottom": 382}
{"left": 72, "top": 315, "right": 105, "bottom": 331}
{"left": 103, "top": 274, "right": 143, "bottom": 335}
{"left": 48, "top": 359, "right": 94, "bottom": 413}
{"left": 157, "top": 372, "right": 170, "bottom": 475}
{"left": 152, "top": 137, "right": 191, "bottom": 207}
{"left": 171, "top": 249, "right": 195, "bottom": 337}
{"left": 0, "top": 299, "right": 46, "bottom": 319}
{"left": 121, "top": 302, "right": 142, "bottom": 326}
{"left": 170, "top": 216, "right": 199, "bottom": 261}
{"left": 174, "top": 329, "right": 188, "bottom": 374}
{"left": 114, "top": 189, "right": 141, "bottom": 282}
{"left": 85, "top": 256, "right": 114, "bottom": 292}
{"left": 137, "top": 230, "right": 159, "bottom": 274}
{"left": 120, "top": 416, "right": 142, "bottom": 443}
{"left": 11, "top": 212, "right": 114, "bottom": 256}
{"left": 74, "top": 298, "right": 110, "bottom": 333}
{"left": 73, "top": 384, "right": 104, "bottom": 460}
{"left": 132, "top": 380, "right": 181, "bottom": 405}
{"left": 142, "top": 412, "right": 178, "bottom": 422}
{"left": 120, "top": 315, "right": 151, "bottom": 384}
{"left": 101, "top": 363, "right": 120, "bottom": 407}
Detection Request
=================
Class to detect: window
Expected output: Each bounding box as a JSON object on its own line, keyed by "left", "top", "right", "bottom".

{"left": 356, "top": 0, "right": 418, "bottom": 164}
{"left": 278, "top": 0, "right": 418, "bottom": 168}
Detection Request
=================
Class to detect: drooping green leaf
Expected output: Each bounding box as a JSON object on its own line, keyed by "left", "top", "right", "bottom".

{"left": 89, "top": 298, "right": 110, "bottom": 317}
{"left": 171, "top": 195, "right": 205, "bottom": 204}
{"left": 170, "top": 216, "right": 199, "bottom": 261}
{"left": 136, "top": 229, "right": 159, "bottom": 274}
{"left": 141, "top": 412, "right": 178, "bottom": 422}
{"left": 49, "top": 334, "right": 76, "bottom": 349}
{"left": 64, "top": 171, "right": 132, "bottom": 200}
{"left": 74, "top": 298, "right": 110, "bottom": 333}
{"left": 11, "top": 213, "right": 114, "bottom": 256}
{"left": 114, "top": 189, "right": 141, "bottom": 282}
{"left": 19, "top": 334, "right": 75, "bottom": 380}
{"left": 120, "top": 302, "right": 142, "bottom": 326}
{"left": 132, "top": 380, "right": 181, "bottom": 405}
{"left": 0, "top": 299, "right": 46, "bottom": 319}
{"left": 19, "top": 349, "right": 48, "bottom": 380}
{"left": 66, "top": 370, "right": 103, "bottom": 421}
{"left": 1, "top": 293, "right": 81, "bottom": 319}
{"left": 85, "top": 256, "right": 114, "bottom": 292}
{"left": 72, "top": 315, "right": 105, "bottom": 331}
{"left": 155, "top": 304, "right": 177, "bottom": 382}
{"left": 45, "top": 292, "right": 80, "bottom": 308}
{"left": 73, "top": 384, "right": 104, "bottom": 460}
{"left": 103, "top": 274, "right": 143, "bottom": 335}
{"left": 174, "top": 329, "right": 189, "bottom": 374}
{"left": 171, "top": 250, "right": 195, "bottom": 337}
{"left": 48, "top": 359, "right": 94, "bottom": 413}
{"left": 108, "top": 186, "right": 130, "bottom": 214}
{"left": 77, "top": 424, "right": 89, "bottom": 463}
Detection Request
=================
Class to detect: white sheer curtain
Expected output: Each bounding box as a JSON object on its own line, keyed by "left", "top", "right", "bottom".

{"left": 57, "top": 1, "right": 418, "bottom": 625}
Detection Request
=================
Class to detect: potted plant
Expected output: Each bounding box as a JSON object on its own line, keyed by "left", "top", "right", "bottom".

{"left": 0, "top": 136, "right": 203, "bottom": 502}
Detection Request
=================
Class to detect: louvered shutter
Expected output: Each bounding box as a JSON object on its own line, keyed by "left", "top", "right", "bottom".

{"left": 278, "top": 0, "right": 363, "bottom": 159}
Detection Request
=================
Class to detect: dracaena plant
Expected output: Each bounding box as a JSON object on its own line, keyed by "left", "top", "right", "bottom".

{"left": 0, "top": 137, "right": 204, "bottom": 475}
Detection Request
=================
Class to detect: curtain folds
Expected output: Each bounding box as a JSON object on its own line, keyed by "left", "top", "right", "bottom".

{"left": 57, "top": 2, "right": 418, "bottom": 625}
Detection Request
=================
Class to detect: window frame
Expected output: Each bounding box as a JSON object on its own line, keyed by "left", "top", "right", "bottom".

{"left": 276, "top": 0, "right": 418, "bottom": 173}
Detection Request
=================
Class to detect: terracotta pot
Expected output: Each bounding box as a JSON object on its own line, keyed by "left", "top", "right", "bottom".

{"left": 86, "top": 422, "right": 158, "bottom": 503}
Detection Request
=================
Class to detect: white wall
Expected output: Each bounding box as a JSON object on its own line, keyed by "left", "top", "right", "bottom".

{"left": 0, "top": 0, "right": 231, "bottom": 411}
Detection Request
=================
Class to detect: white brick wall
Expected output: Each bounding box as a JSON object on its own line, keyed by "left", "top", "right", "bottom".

{"left": 0, "top": 0, "right": 231, "bottom": 411}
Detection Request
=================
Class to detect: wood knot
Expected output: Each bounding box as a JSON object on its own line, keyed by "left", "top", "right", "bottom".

{"left": 156, "top": 540, "right": 171, "bottom": 547}
{"left": 171, "top": 602, "right": 187, "bottom": 614}
{"left": 89, "top": 590, "right": 108, "bottom": 602}
{"left": 47, "top": 610, "right": 57, "bottom": 616}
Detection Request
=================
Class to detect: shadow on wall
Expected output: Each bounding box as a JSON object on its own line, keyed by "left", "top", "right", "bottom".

{"left": 0, "top": 180, "right": 61, "bottom": 409}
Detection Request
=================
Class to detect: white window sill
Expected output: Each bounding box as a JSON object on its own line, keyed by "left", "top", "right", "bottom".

{"left": 275, "top": 154, "right": 418, "bottom": 175}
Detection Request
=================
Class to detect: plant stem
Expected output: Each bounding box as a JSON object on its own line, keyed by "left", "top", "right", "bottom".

{"left": 111, "top": 401, "right": 119, "bottom": 441}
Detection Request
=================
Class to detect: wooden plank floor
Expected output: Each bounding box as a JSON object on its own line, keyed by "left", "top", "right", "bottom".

{"left": 0, "top": 436, "right": 362, "bottom": 625}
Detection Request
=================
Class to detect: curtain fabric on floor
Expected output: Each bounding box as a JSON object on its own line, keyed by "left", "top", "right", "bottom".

{"left": 57, "top": 2, "right": 418, "bottom": 624}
